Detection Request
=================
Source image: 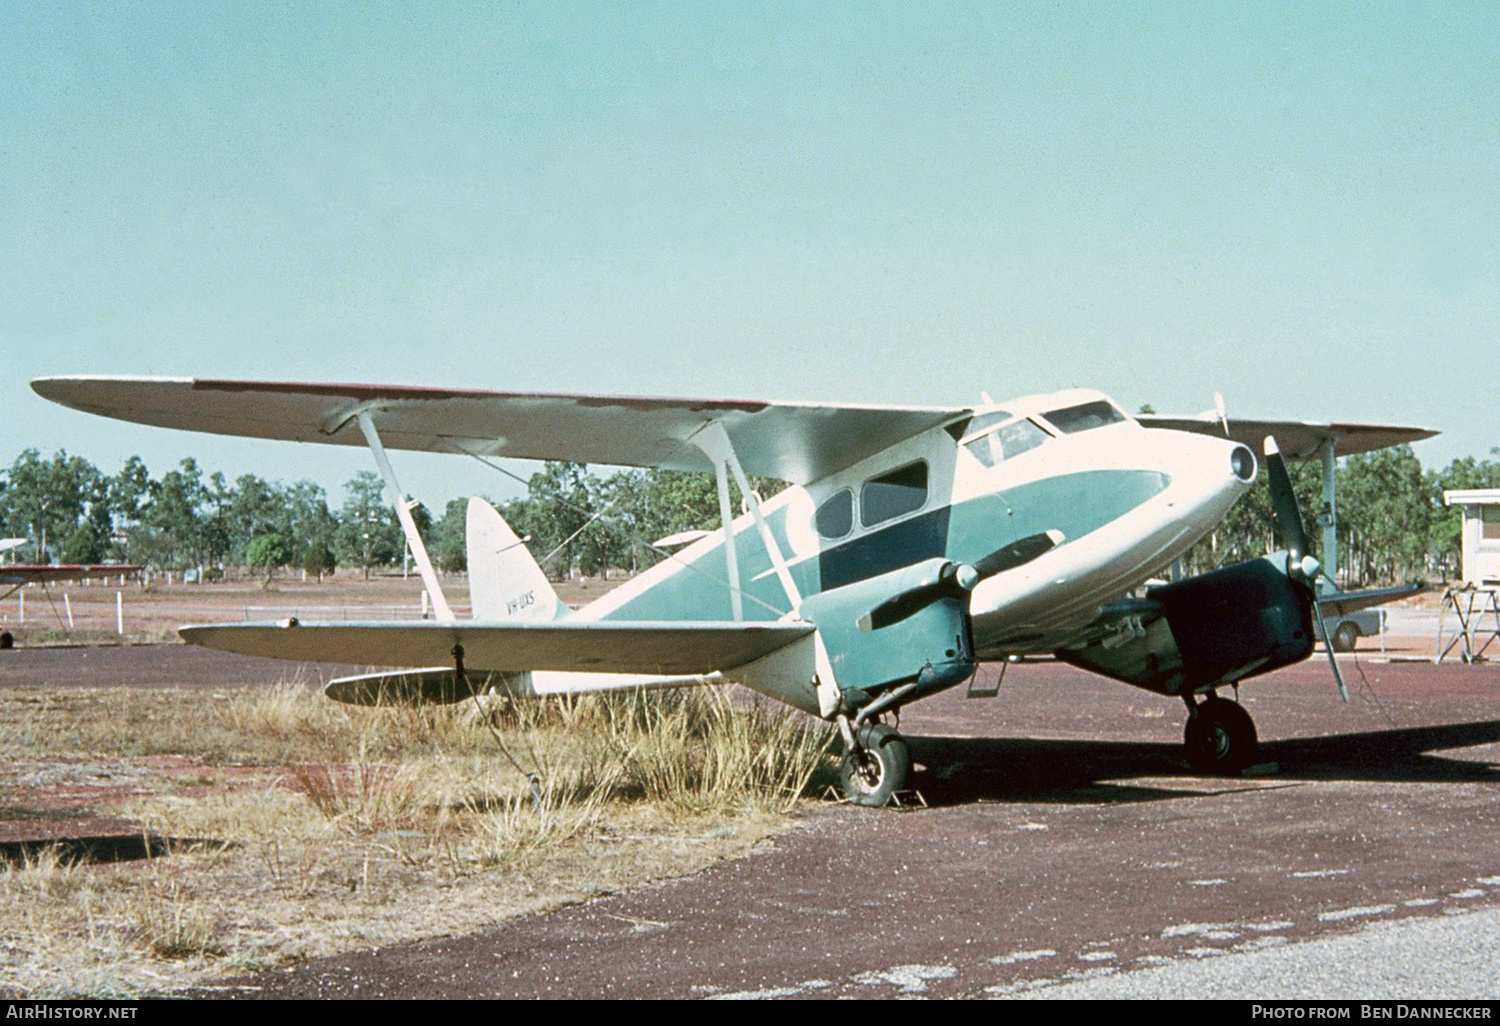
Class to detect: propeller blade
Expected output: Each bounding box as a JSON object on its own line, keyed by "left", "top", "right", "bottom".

{"left": 858, "top": 530, "right": 1064, "bottom": 631}
{"left": 858, "top": 562, "right": 975, "bottom": 632}
{"left": 971, "top": 529, "right": 1065, "bottom": 580}
{"left": 1263, "top": 437, "right": 1311, "bottom": 561}
{"left": 1264, "top": 436, "right": 1347, "bottom": 703}
{"left": 1313, "top": 600, "right": 1350, "bottom": 703}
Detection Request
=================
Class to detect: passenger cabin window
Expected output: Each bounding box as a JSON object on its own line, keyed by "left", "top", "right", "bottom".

{"left": 861, "top": 462, "right": 928, "bottom": 527}
{"left": 1043, "top": 400, "right": 1126, "bottom": 435}
{"left": 815, "top": 489, "right": 854, "bottom": 539}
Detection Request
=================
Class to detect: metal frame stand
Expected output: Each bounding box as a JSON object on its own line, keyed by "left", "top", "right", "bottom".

{"left": 1436, "top": 585, "right": 1500, "bottom": 663}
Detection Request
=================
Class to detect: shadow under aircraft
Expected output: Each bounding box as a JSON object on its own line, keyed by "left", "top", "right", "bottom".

{"left": 904, "top": 720, "right": 1500, "bottom": 807}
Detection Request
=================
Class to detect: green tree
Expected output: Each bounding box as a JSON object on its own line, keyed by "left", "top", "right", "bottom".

{"left": 245, "top": 533, "right": 292, "bottom": 587}
{"left": 137, "top": 458, "right": 213, "bottom": 570}
{"left": 0, "top": 449, "right": 110, "bottom": 563}
{"left": 430, "top": 497, "right": 470, "bottom": 574}
{"left": 107, "top": 456, "right": 154, "bottom": 561}
{"left": 302, "top": 539, "right": 336, "bottom": 580}
{"left": 517, "top": 462, "right": 596, "bottom": 579}
{"left": 335, "top": 472, "right": 400, "bottom": 578}
{"left": 1338, "top": 446, "right": 1435, "bottom": 586}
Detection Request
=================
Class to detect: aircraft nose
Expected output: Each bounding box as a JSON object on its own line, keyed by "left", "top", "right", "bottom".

{"left": 1230, "top": 443, "right": 1256, "bottom": 483}
{"left": 1157, "top": 432, "right": 1257, "bottom": 523}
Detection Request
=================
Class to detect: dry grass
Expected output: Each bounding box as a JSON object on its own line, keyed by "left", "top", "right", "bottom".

{"left": 0, "top": 681, "right": 835, "bottom": 998}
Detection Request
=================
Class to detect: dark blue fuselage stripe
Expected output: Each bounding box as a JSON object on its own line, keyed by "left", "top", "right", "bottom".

{"left": 817, "top": 505, "right": 952, "bottom": 591}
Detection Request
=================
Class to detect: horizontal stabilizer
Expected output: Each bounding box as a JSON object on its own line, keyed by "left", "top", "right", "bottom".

{"left": 324, "top": 666, "right": 725, "bottom": 707}
{"left": 326, "top": 667, "right": 481, "bottom": 705}
{"left": 180, "top": 619, "right": 813, "bottom": 675}
{"left": 1317, "top": 582, "right": 1427, "bottom": 617}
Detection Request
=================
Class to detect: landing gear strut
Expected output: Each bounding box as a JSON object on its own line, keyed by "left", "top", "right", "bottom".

{"left": 1183, "top": 694, "right": 1258, "bottom": 775}
{"left": 838, "top": 722, "right": 910, "bottom": 807}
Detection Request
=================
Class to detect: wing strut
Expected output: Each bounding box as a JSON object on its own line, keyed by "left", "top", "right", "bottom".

{"left": 712, "top": 450, "right": 744, "bottom": 622}
{"left": 692, "top": 421, "right": 803, "bottom": 616}
{"left": 356, "top": 411, "right": 456, "bottom": 622}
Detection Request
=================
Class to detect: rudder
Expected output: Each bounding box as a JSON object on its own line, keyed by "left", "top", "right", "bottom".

{"left": 466, "top": 497, "right": 569, "bottom": 622}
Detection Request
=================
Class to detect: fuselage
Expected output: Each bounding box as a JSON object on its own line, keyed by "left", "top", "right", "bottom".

{"left": 581, "top": 389, "right": 1255, "bottom": 659}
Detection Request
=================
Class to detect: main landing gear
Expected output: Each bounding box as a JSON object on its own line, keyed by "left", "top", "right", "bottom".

{"left": 1183, "top": 693, "right": 1259, "bottom": 775}
{"left": 838, "top": 722, "right": 911, "bottom": 807}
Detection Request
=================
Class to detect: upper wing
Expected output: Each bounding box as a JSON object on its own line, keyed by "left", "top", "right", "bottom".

{"left": 32, "top": 375, "right": 964, "bottom": 485}
{"left": 1138, "top": 414, "right": 1437, "bottom": 458}
{"left": 179, "top": 619, "right": 813, "bottom": 674}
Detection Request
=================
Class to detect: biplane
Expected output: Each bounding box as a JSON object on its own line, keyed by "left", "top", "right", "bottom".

{"left": 32, "top": 376, "right": 1434, "bottom": 804}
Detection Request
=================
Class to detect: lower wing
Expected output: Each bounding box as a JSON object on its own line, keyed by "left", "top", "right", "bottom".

{"left": 1317, "top": 583, "right": 1426, "bottom": 618}
{"left": 179, "top": 619, "right": 812, "bottom": 676}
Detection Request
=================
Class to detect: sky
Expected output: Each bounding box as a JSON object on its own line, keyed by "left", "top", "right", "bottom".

{"left": 2, "top": 1, "right": 1496, "bottom": 509}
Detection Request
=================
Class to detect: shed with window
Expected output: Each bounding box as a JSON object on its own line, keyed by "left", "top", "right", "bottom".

{"left": 1443, "top": 489, "right": 1500, "bottom": 586}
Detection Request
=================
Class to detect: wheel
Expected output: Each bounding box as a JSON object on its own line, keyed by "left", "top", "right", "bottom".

{"left": 1332, "top": 621, "right": 1359, "bottom": 653}
{"left": 1183, "top": 696, "right": 1258, "bottom": 775}
{"left": 838, "top": 723, "right": 910, "bottom": 807}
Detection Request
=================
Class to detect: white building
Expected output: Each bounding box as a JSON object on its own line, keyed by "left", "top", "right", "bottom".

{"left": 1443, "top": 489, "right": 1500, "bottom": 586}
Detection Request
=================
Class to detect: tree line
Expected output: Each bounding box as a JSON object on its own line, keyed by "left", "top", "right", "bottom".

{"left": 0, "top": 448, "right": 767, "bottom": 582}
{"left": 1, "top": 444, "right": 1496, "bottom": 587}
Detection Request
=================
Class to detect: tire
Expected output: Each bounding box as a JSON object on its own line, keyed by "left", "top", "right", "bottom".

{"left": 1332, "top": 621, "right": 1359, "bottom": 653}
{"left": 838, "top": 723, "right": 911, "bottom": 807}
{"left": 1184, "top": 697, "right": 1258, "bottom": 775}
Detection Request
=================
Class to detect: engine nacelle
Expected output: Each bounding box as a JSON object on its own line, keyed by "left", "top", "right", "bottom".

{"left": 1059, "top": 554, "right": 1314, "bottom": 696}
{"left": 801, "top": 558, "right": 975, "bottom": 701}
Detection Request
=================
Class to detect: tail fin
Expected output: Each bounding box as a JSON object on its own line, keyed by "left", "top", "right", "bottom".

{"left": 466, "top": 497, "right": 570, "bottom": 622}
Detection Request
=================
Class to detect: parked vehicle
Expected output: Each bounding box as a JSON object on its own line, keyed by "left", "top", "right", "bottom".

{"left": 1324, "top": 607, "right": 1382, "bottom": 652}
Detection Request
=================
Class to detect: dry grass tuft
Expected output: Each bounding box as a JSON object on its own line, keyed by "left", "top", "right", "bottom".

{"left": 0, "top": 679, "right": 835, "bottom": 997}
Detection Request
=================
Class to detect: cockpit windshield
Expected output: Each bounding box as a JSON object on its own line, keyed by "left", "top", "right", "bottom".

{"left": 1043, "top": 400, "right": 1127, "bottom": 435}
{"left": 963, "top": 417, "right": 1051, "bottom": 468}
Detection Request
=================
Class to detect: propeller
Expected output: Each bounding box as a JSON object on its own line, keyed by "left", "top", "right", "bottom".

{"left": 858, "top": 529, "right": 1064, "bottom": 632}
{"left": 1264, "top": 437, "right": 1348, "bottom": 702}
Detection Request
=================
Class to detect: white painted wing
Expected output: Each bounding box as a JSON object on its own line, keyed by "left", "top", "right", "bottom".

{"left": 179, "top": 619, "right": 813, "bottom": 674}
{"left": 33, "top": 376, "right": 964, "bottom": 485}
{"left": 1138, "top": 414, "right": 1437, "bottom": 459}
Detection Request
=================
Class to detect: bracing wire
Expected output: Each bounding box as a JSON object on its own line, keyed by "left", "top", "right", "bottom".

{"left": 458, "top": 448, "right": 789, "bottom": 617}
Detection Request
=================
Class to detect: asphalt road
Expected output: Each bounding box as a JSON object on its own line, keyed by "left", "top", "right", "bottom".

{"left": 210, "top": 651, "right": 1500, "bottom": 1000}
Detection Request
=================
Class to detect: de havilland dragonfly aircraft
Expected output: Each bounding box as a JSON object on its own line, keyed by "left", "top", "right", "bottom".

{"left": 32, "top": 376, "right": 1434, "bottom": 805}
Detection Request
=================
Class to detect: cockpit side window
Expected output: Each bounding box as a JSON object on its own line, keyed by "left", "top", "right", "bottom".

{"left": 963, "top": 410, "right": 1011, "bottom": 436}
{"left": 1043, "top": 400, "right": 1126, "bottom": 435}
{"left": 963, "top": 435, "right": 997, "bottom": 468}
{"left": 861, "top": 461, "right": 928, "bottom": 527}
{"left": 998, "top": 418, "right": 1050, "bottom": 459}
{"left": 815, "top": 489, "right": 854, "bottom": 539}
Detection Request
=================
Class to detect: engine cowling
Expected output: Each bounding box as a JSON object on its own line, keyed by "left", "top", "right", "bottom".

{"left": 1059, "top": 554, "right": 1314, "bottom": 696}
